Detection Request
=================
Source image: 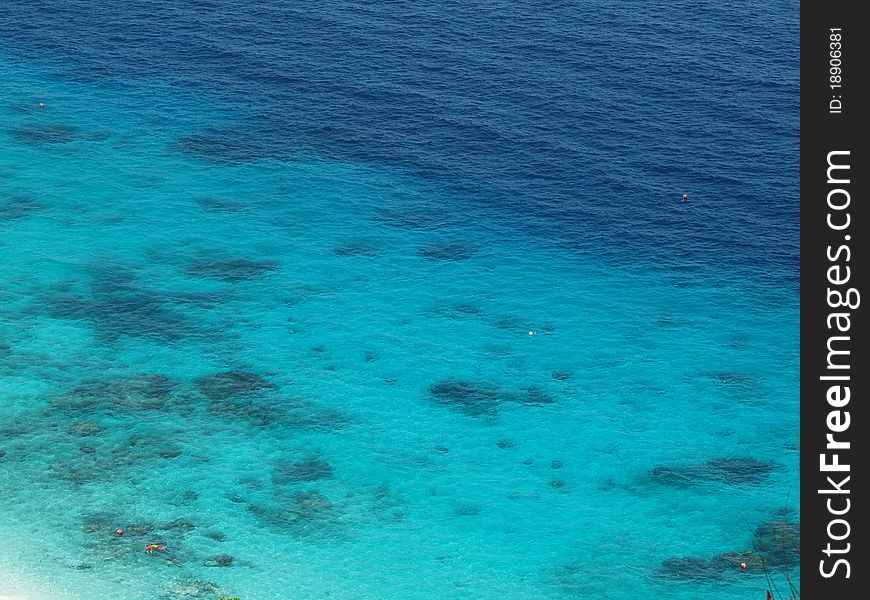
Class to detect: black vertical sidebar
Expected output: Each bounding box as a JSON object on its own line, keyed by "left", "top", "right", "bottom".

{"left": 801, "top": 0, "right": 867, "bottom": 597}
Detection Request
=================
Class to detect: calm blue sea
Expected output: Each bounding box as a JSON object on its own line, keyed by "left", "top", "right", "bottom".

{"left": 1, "top": 1, "right": 799, "bottom": 598}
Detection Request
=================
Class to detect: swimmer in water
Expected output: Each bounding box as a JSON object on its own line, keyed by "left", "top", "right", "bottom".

{"left": 145, "top": 544, "right": 168, "bottom": 553}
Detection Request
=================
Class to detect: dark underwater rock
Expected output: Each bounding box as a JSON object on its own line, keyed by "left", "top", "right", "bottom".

{"left": 292, "top": 490, "right": 336, "bottom": 519}
{"left": 514, "top": 387, "right": 555, "bottom": 406}
{"left": 207, "top": 398, "right": 285, "bottom": 427}
{"left": 658, "top": 557, "right": 723, "bottom": 581}
{"left": 10, "top": 124, "right": 79, "bottom": 145}
{"left": 247, "top": 489, "right": 340, "bottom": 537}
{"left": 203, "top": 554, "right": 234, "bottom": 567}
{"left": 63, "top": 559, "right": 94, "bottom": 570}
{"left": 649, "top": 464, "right": 708, "bottom": 487}
{"left": 650, "top": 457, "right": 778, "bottom": 487}
{"left": 705, "top": 457, "right": 777, "bottom": 484}
{"left": 659, "top": 548, "right": 779, "bottom": 580}
{"left": 163, "top": 579, "right": 222, "bottom": 598}
{"left": 239, "top": 477, "right": 263, "bottom": 489}
{"left": 44, "top": 287, "right": 194, "bottom": 341}
{"left": 8, "top": 124, "right": 109, "bottom": 146}
{"left": 196, "top": 197, "right": 248, "bottom": 213}
{"left": 53, "top": 374, "right": 176, "bottom": 413}
{"left": 454, "top": 504, "right": 480, "bottom": 516}
{"left": 286, "top": 405, "right": 346, "bottom": 431}
{"left": 82, "top": 511, "right": 123, "bottom": 535}
{"left": 159, "top": 447, "right": 183, "bottom": 459}
{"left": 195, "top": 370, "right": 276, "bottom": 400}
{"left": 492, "top": 314, "right": 532, "bottom": 333}
{"left": 660, "top": 520, "right": 795, "bottom": 581}
{"left": 124, "top": 523, "right": 155, "bottom": 537}
{"left": 455, "top": 304, "right": 483, "bottom": 315}
{"left": 225, "top": 492, "right": 246, "bottom": 504}
{"left": 68, "top": 421, "right": 103, "bottom": 436}
{"left": 176, "top": 126, "right": 281, "bottom": 164}
{"left": 1, "top": 195, "right": 42, "bottom": 220}
{"left": 333, "top": 243, "right": 379, "bottom": 257}
{"left": 160, "top": 518, "right": 196, "bottom": 533}
{"left": 752, "top": 519, "right": 800, "bottom": 567}
{"left": 429, "top": 379, "right": 500, "bottom": 416}
{"left": 712, "top": 372, "right": 755, "bottom": 386}
{"left": 186, "top": 257, "right": 280, "bottom": 282}
{"left": 273, "top": 456, "right": 334, "bottom": 483}
{"left": 711, "top": 550, "right": 766, "bottom": 572}
{"left": 206, "top": 530, "right": 227, "bottom": 542}
{"left": 418, "top": 242, "right": 478, "bottom": 261}
{"left": 429, "top": 378, "right": 555, "bottom": 417}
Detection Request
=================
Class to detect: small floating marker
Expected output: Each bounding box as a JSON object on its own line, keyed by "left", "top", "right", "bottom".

{"left": 116, "top": 528, "right": 124, "bottom": 536}
{"left": 681, "top": 193, "right": 689, "bottom": 201}
{"left": 39, "top": 102, "right": 45, "bottom": 108}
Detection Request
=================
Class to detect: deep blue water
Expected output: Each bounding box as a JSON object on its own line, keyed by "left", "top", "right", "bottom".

{"left": 1, "top": 1, "right": 798, "bottom": 599}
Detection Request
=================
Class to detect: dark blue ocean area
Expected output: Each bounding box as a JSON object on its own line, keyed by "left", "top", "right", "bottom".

{"left": 1, "top": 1, "right": 798, "bottom": 598}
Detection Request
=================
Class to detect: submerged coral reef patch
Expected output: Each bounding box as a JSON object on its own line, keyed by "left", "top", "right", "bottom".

{"left": 51, "top": 374, "right": 177, "bottom": 414}
{"left": 194, "top": 370, "right": 277, "bottom": 401}
{"left": 272, "top": 455, "right": 335, "bottom": 484}
{"left": 185, "top": 257, "right": 280, "bottom": 282}
{"left": 650, "top": 457, "right": 779, "bottom": 487}
{"left": 657, "top": 556, "right": 724, "bottom": 581}
{"left": 175, "top": 125, "right": 287, "bottom": 164}
{"left": 1, "top": 194, "right": 43, "bottom": 220}
{"left": 9, "top": 123, "right": 109, "bottom": 145}
{"left": 247, "top": 489, "right": 343, "bottom": 538}
{"left": 752, "top": 519, "right": 800, "bottom": 567}
{"left": 428, "top": 378, "right": 554, "bottom": 417}
{"left": 417, "top": 242, "right": 478, "bottom": 261}
{"left": 657, "top": 516, "right": 799, "bottom": 582}
{"left": 429, "top": 379, "right": 499, "bottom": 416}
{"left": 38, "top": 266, "right": 208, "bottom": 341}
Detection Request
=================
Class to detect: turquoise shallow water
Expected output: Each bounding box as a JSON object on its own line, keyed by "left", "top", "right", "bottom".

{"left": 1, "top": 42, "right": 798, "bottom": 600}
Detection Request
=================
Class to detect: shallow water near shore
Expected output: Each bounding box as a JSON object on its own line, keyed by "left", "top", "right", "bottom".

{"left": 2, "top": 1, "right": 798, "bottom": 598}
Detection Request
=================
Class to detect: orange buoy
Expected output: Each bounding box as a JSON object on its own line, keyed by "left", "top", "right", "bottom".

{"left": 116, "top": 529, "right": 124, "bottom": 536}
